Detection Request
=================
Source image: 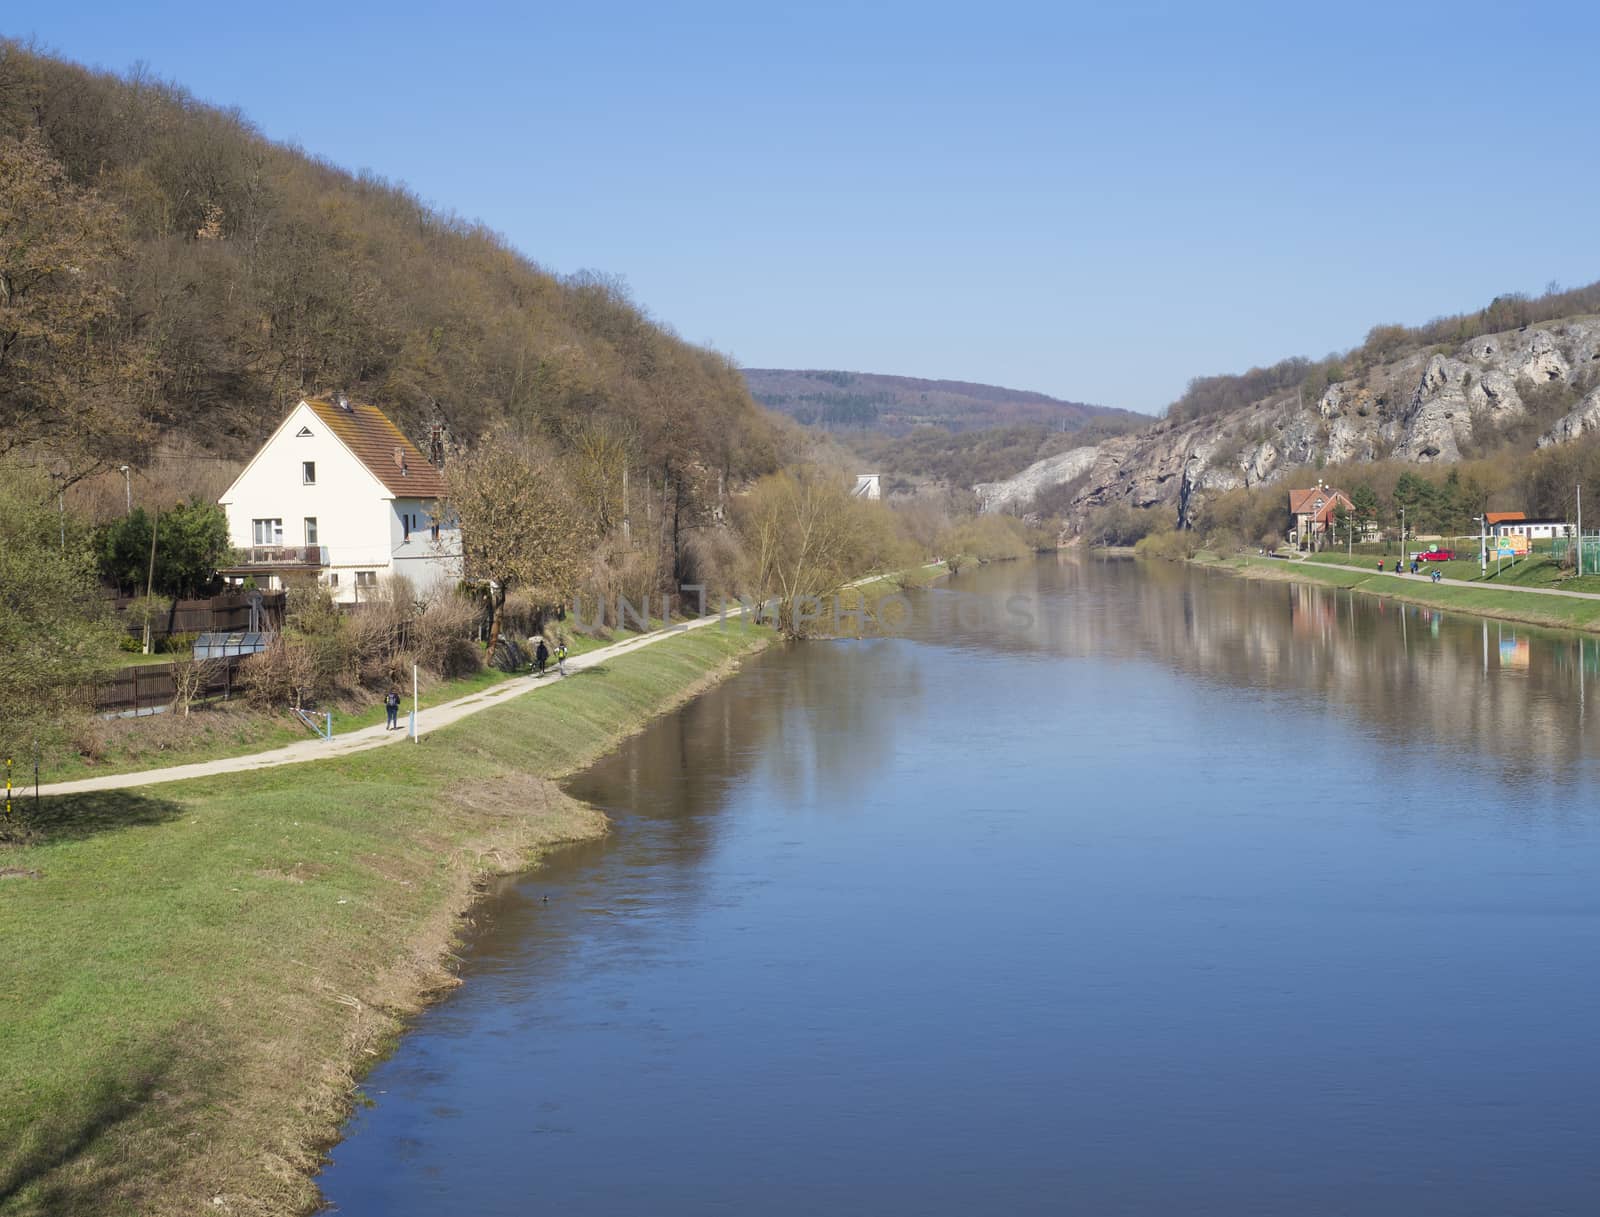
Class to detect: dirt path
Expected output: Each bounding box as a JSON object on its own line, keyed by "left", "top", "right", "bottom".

{"left": 38, "top": 615, "right": 726, "bottom": 797}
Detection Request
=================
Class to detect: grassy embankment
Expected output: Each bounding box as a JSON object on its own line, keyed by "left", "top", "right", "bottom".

{"left": 0, "top": 620, "right": 767, "bottom": 1217}
{"left": 43, "top": 624, "right": 653, "bottom": 785}
{"left": 1300, "top": 545, "right": 1600, "bottom": 594}
{"left": 1201, "top": 552, "right": 1600, "bottom": 632}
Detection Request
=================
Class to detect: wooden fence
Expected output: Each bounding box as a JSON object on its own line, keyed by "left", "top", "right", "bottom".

{"left": 93, "top": 656, "right": 248, "bottom": 715}
{"left": 112, "top": 591, "right": 285, "bottom": 643}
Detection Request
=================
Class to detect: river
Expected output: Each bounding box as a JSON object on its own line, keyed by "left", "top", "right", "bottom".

{"left": 318, "top": 555, "right": 1600, "bottom": 1215}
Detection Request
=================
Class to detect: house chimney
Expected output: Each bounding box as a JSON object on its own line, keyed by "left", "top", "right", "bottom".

{"left": 393, "top": 445, "right": 408, "bottom": 476}
{"left": 337, "top": 393, "right": 351, "bottom": 412}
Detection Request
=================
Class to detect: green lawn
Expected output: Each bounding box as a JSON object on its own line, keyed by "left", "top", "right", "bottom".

{"left": 1218, "top": 554, "right": 1600, "bottom": 632}
{"left": 1299, "top": 549, "right": 1600, "bottom": 594}
{"left": 0, "top": 620, "right": 769, "bottom": 1217}
{"left": 839, "top": 561, "right": 949, "bottom": 611}
{"left": 40, "top": 623, "right": 677, "bottom": 786}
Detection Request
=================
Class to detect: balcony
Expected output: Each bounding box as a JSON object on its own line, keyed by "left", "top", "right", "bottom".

{"left": 219, "top": 545, "right": 329, "bottom": 572}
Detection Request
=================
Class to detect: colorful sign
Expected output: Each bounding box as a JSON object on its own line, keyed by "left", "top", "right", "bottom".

{"left": 1493, "top": 534, "right": 1530, "bottom": 557}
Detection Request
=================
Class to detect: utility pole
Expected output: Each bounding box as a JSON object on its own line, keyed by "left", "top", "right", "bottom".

{"left": 1579, "top": 484, "right": 1584, "bottom": 577}
{"left": 119, "top": 464, "right": 132, "bottom": 515}
{"left": 142, "top": 509, "right": 159, "bottom": 654}
{"left": 621, "top": 465, "right": 631, "bottom": 548}
{"left": 1480, "top": 514, "right": 1487, "bottom": 577}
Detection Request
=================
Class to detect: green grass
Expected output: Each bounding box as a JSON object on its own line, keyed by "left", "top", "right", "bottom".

{"left": 839, "top": 561, "right": 949, "bottom": 610}
{"left": 38, "top": 665, "right": 515, "bottom": 785}
{"left": 1216, "top": 554, "right": 1600, "bottom": 632}
{"left": 1298, "top": 549, "right": 1600, "bottom": 594}
{"left": 40, "top": 624, "right": 675, "bottom": 786}
{"left": 0, "top": 620, "right": 769, "bottom": 1217}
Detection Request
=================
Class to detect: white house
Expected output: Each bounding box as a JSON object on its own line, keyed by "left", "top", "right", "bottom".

{"left": 218, "top": 396, "right": 462, "bottom": 603}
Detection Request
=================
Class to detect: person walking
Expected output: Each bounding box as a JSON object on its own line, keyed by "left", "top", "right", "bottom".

{"left": 384, "top": 688, "right": 400, "bottom": 730}
{"left": 556, "top": 641, "right": 568, "bottom": 676}
{"left": 535, "top": 637, "right": 550, "bottom": 676}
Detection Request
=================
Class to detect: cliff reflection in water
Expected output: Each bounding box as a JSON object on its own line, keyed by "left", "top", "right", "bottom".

{"left": 926, "top": 554, "right": 1600, "bottom": 785}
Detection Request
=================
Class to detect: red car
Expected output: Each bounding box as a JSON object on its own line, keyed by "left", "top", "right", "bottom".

{"left": 1417, "top": 550, "right": 1454, "bottom": 561}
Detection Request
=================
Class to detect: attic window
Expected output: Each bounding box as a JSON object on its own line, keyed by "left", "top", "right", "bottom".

{"left": 296, "top": 426, "right": 314, "bottom": 438}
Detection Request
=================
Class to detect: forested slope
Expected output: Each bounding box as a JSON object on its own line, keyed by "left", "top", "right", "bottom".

{"left": 0, "top": 42, "right": 778, "bottom": 499}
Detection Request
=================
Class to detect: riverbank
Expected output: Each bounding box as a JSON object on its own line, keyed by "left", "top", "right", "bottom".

{"left": 1196, "top": 552, "right": 1600, "bottom": 633}
{"left": 0, "top": 621, "right": 768, "bottom": 1217}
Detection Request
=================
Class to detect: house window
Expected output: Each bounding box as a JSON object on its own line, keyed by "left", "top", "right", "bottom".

{"left": 402, "top": 513, "right": 411, "bottom": 542}
{"left": 326, "top": 572, "right": 339, "bottom": 588}
{"left": 431, "top": 522, "right": 440, "bottom": 542}
{"left": 355, "top": 571, "right": 377, "bottom": 589}
{"left": 252, "top": 518, "right": 283, "bottom": 546}
{"left": 302, "top": 461, "right": 316, "bottom": 485}
{"left": 305, "top": 517, "right": 318, "bottom": 545}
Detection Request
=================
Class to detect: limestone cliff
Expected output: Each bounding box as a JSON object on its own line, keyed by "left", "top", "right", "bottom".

{"left": 1037, "top": 316, "right": 1600, "bottom": 527}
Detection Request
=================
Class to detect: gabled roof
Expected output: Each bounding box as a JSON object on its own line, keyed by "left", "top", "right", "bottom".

{"left": 1288, "top": 486, "right": 1351, "bottom": 515}
{"left": 1485, "top": 511, "right": 1526, "bottom": 524}
{"left": 1310, "top": 496, "right": 1352, "bottom": 525}
{"left": 302, "top": 397, "right": 448, "bottom": 499}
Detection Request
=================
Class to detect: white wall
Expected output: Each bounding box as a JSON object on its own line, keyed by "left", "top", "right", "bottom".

{"left": 389, "top": 497, "right": 463, "bottom": 598}
{"left": 220, "top": 402, "right": 463, "bottom": 604}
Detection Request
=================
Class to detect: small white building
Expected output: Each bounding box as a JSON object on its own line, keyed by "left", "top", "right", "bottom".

{"left": 1491, "top": 516, "right": 1569, "bottom": 541}
{"left": 218, "top": 396, "right": 462, "bottom": 603}
{"left": 852, "top": 473, "right": 882, "bottom": 501}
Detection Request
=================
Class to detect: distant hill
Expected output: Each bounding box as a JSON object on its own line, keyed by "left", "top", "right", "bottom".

{"left": 743, "top": 369, "right": 1146, "bottom": 435}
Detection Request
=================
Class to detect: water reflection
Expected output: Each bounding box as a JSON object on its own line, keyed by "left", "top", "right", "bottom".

{"left": 926, "top": 556, "right": 1598, "bottom": 785}
{"left": 319, "top": 555, "right": 1600, "bottom": 1217}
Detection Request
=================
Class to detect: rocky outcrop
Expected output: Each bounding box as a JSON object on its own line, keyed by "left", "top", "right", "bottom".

{"left": 1540, "top": 386, "right": 1600, "bottom": 447}
{"left": 974, "top": 445, "right": 1099, "bottom": 512}
{"left": 1061, "top": 315, "right": 1600, "bottom": 528}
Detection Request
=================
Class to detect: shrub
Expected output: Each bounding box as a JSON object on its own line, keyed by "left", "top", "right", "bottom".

{"left": 413, "top": 591, "right": 481, "bottom": 676}
{"left": 240, "top": 637, "right": 318, "bottom": 708}
{"left": 1134, "top": 529, "right": 1198, "bottom": 562}
{"left": 939, "top": 515, "right": 1032, "bottom": 564}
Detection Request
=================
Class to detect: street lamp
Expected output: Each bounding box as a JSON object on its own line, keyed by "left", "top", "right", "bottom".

{"left": 119, "top": 464, "right": 131, "bottom": 516}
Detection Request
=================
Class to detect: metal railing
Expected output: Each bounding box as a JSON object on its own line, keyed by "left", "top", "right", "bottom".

{"left": 226, "top": 545, "right": 328, "bottom": 568}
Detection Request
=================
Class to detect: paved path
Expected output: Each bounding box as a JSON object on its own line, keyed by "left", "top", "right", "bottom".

{"left": 38, "top": 615, "right": 726, "bottom": 798}
{"left": 1268, "top": 557, "right": 1600, "bottom": 602}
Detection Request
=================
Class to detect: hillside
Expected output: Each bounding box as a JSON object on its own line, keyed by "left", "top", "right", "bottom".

{"left": 743, "top": 368, "right": 1144, "bottom": 435}
{"left": 0, "top": 42, "right": 778, "bottom": 503}
{"left": 981, "top": 282, "right": 1600, "bottom": 529}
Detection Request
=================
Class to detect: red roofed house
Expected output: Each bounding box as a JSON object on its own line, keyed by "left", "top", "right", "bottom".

{"left": 218, "top": 396, "right": 462, "bottom": 603}
{"left": 1287, "top": 481, "right": 1354, "bottom": 549}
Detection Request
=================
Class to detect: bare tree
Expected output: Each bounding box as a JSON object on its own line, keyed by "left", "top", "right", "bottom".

{"left": 445, "top": 431, "right": 591, "bottom": 656}
{"left": 169, "top": 652, "right": 218, "bottom": 716}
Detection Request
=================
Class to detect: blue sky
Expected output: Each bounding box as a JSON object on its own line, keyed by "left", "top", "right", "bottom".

{"left": 10, "top": 0, "right": 1600, "bottom": 413}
